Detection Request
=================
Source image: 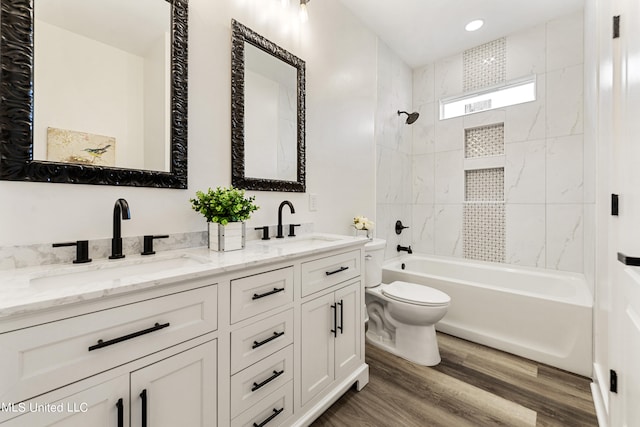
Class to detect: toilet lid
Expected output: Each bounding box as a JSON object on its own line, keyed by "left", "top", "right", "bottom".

{"left": 382, "top": 281, "right": 450, "bottom": 306}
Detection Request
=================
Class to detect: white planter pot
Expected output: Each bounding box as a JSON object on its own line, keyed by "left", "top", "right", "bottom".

{"left": 208, "top": 222, "right": 246, "bottom": 252}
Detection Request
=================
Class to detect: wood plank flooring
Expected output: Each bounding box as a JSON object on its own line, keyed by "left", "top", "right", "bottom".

{"left": 311, "top": 333, "right": 598, "bottom": 427}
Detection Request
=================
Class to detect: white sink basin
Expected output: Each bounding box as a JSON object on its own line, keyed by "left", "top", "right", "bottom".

{"left": 261, "top": 235, "right": 345, "bottom": 250}
{"left": 29, "top": 254, "right": 208, "bottom": 290}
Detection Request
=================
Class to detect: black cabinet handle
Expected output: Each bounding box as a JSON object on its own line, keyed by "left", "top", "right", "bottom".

{"left": 337, "top": 299, "right": 344, "bottom": 334}
{"left": 251, "top": 369, "right": 284, "bottom": 392}
{"left": 618, "top": 252, "right": 640, "bottom": 266}
{"left": 253, "top": 408, "right": 284, "bottom": 427}
{"left": 252, "top": 287, "right": 285, "bottom": 300}
{"left": 330, "top": 303, "right": 337, "bottom": 337}
{"left": 88, "top": 322, "right": 170, "bottom": 351}
{"left": 140, "top": 389, "right": 147, "bottom": 427}
{"left": 252, "top": 331, "right": 285, "bottom": 349}
{"left": 326, "top": 266, "right": 348, "bottom": 276}
{"left": 116, "top": 398, "right": 124, "bottom": 427}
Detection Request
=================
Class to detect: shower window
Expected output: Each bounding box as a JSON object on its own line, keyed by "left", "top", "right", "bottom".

{"left": 439, "top": 75, "right": 536, "bottom": 120}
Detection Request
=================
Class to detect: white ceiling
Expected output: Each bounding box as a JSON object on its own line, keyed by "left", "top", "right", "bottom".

{"left": 337, "top": 0, "right": 584, "bottom": 68}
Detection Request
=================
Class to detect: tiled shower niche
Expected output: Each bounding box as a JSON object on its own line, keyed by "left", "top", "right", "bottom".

{"left": 463, "top": 124, "right": 506, "bottom": 263}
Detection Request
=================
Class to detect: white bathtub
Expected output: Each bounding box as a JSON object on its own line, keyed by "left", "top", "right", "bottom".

{"left": 382, "top": 255, "right": 593, "bottom": 377}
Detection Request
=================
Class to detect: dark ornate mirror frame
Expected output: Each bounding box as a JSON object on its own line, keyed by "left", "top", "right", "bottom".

{"left": 0, "top": 0, "right": 188, "bottom": 188}
{"left": 231, "top": 19, "right": 306, "bottom": 192}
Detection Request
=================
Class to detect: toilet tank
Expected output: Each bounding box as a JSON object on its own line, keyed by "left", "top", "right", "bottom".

{"left": 364, "top": 238, "right": 386, "bottom": 288}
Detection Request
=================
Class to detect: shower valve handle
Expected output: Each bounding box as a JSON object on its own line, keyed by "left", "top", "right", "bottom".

{"left": 395, "top": 220, "right": 409, "bottom": 235}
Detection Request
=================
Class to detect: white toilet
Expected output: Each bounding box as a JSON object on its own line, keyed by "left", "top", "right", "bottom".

{"left": 364, "top": 238, "right": 450, "bottom": 366}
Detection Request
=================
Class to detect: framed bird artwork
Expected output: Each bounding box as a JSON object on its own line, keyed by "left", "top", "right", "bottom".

{"left": 46, "top": 127, "right": 116, "bottom": 166}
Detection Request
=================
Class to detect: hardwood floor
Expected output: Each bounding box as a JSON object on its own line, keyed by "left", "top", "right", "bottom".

{"left": 311, "top": 333, "right": 598, "bottom": 427}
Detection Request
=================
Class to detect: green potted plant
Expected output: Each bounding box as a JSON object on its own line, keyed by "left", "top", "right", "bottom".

{"left": 190, "top": 186, "right": 259, "bottom": 251}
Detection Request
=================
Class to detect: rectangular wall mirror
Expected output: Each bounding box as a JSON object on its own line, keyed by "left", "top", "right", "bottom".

{"left": 0, "top": 0, "right": 188, "bottom": 188}
{"left": 231, "top": 19, "right": 306, "bottom": 192}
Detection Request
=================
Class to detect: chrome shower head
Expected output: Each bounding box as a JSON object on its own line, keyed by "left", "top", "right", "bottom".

{"left": 398, "top": 110, "right": 419, "bottom": 125}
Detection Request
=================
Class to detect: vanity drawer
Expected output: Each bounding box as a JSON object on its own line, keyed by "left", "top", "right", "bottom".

{"left": 301, "top": 249, "right": 361, "bottom": 296}
{"left": 230, "top": 345, "right": 293, "bottom": 419}
{"left": 231, "top": 380, "right": 293, "bottom": 427}
{"left": 230, "top": 267, "right": 294, "bottom": 323}
{"left": 0, "top": 284, "right": 217, "bottom": 404}
{"left": 231, "top": 309, "right": 294, "bottom": 374}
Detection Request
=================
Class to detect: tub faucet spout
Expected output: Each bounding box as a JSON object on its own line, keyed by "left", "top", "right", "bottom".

{"left": 110, "top": 198, "right": 131, "bottom": 259}
{"left": 397, "top": 244, "right": 412, "bottom": 254}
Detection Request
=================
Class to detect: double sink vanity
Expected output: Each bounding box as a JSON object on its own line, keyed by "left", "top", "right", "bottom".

{"left": 0, "top": 234, "right": 369, "bottom": 427}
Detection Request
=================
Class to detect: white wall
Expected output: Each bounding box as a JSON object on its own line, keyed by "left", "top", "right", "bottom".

{"left": 0, "top": 0, "right": 377, "bottom": 248}
{"left": 406, "top": 12, "right": 591, "bottom": 276}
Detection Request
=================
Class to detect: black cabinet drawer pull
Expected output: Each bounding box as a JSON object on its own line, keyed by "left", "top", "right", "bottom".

{"left": 252, "top": 331, "right": 285, "bottom": 349}
{"left": 325, "top": 266, "right": 348, "bottom": 276}
{"left": 88, "top": 322, "right": 170, "bottom": 351}
{"left": 253, "top": 407, "right": 284, "bottom": 427}
{"left": 330, "top": 303, "right": 337, "bottom": 337}
{"left": 337, "top": 299, "right": 344, "bottom": 334}
{"left": 618, "top": 252, "right": 640, "bottom": 266}
{"left": 116, "top": 398, "right": 124, "bottom": 427}
{"left": 140, "top": 389, "right": 148, "bottom": 427}
{"left": 251, "top": 369, "right": 284, "bottom": 392}
{"left": 252, "top": 287, "right": 285, "bottom": 300}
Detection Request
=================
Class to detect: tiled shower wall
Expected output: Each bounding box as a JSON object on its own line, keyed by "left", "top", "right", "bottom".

{"left": 375, "top": 40, "right": 414, "bottom": 260}
{"left": 409, "top": 11, "right": 591, "bottom": 275}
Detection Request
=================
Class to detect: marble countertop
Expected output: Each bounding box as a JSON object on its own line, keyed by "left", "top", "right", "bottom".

{"left": 0, "top": 233, "right": 368, "bottom": 320}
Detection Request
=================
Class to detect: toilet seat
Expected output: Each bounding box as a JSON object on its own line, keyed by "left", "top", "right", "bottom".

{"left": 382, "top": 281, "right": 450, "bottom": 307}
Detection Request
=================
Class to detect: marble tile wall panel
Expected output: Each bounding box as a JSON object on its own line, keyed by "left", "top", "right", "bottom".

{"left": 546, "top": 11, "right": 584, "bottom": 72}
{"left": 435, "top": 115, "right": 464, "bottom": 152}
{"left": 546, "top": 64, "right": 584, "bottom": 138}
{"left": 546, "top": 134, "right": 584, "bottom": 204}
{"left": 546, "top": 204, "right": 584, "bottom": 272}
{"left": 504, "top": 74, "right": 546, "bottom": 144}
{"left": 412, "top": 102, "right": 436, "bottom": 155}
{"left": 413, "top": 154, "right": 435, "bottom": 204}
{"left": 435, "top": 150, "right": 464, "bottom": 204}
{"left": 506, "top": 204, "right": 546, "bottom": 267}
{"left": 434, "top": 204, "right": 463, "bottom": 257}
{"left": 504, "top": 139, "right": 546, "bottom": 204}
{"left": 412, "top": 204, "right": 435, "bottom": 254}
{"left": 375, "top": 39, "right": 414, "bottom": 260}
{"left": 435, "top": 54, "right": 463, "bottom": 99}
{"left": 506, "top": 24, "right": 546, "bottom": 80}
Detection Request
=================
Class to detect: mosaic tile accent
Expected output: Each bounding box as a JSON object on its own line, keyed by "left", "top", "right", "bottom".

{"left": 463, "top": 203, "right": 506, "bottom": 263}
{"left": 465, "top": 168, "right": 504, "bottom": 201}
{"left": 465, "top": 124, "right": 504, "bottom": 158}
{"left": 463, "top": 38, "right": 506, "bottom": 92}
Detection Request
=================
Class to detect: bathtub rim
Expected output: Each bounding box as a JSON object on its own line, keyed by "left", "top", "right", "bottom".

{"left": 382, "top": 253, "right": 593, "bottom": 308}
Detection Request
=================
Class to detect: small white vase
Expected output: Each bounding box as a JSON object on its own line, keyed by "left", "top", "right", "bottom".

{"left": 208, "top": 222, "right": 246, "bottom": 251}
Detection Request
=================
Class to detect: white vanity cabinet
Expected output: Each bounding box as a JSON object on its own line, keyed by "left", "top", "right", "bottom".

{"left": 0, "top": 235, "right": 369, "bottom": 427}
{"left": 220, "top": 243, "right": 368, "bottom": 427}
{"left": 0, "top": 279, "right": 218, "bottom": 426}
{"left": 300, "top": 280, "right": 362, "bottom": 405}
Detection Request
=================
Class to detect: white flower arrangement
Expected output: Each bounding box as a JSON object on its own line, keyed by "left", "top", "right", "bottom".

{"left": 353, "top": 215, "right": 374, "bottom": 230}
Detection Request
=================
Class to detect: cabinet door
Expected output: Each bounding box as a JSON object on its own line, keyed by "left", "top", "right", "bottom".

{"left": 130, "top": 340, "right": 216, "bottom": 427}
{"left": 300, "top": 293, "right": 335, "bottom": 405}
{"left": 2, "top": 375, "right": 128, "bottom": 427}
{"left": 334, "top": 281, "right": 361, "bottom": 381}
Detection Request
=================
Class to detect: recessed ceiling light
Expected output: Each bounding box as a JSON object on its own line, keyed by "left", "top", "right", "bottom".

{"left": 465, "top": 19, "right": 484, "bottom": 32}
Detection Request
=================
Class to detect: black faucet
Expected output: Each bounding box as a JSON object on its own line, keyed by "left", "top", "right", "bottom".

{"left": 109, "top": 198, "right": 131, "bottom": 259}
{"left": 397, "top": 244, "right": 413, "bottom": 254}
{"left": 276, "top": 201, "right": 295, "bottom": 238}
